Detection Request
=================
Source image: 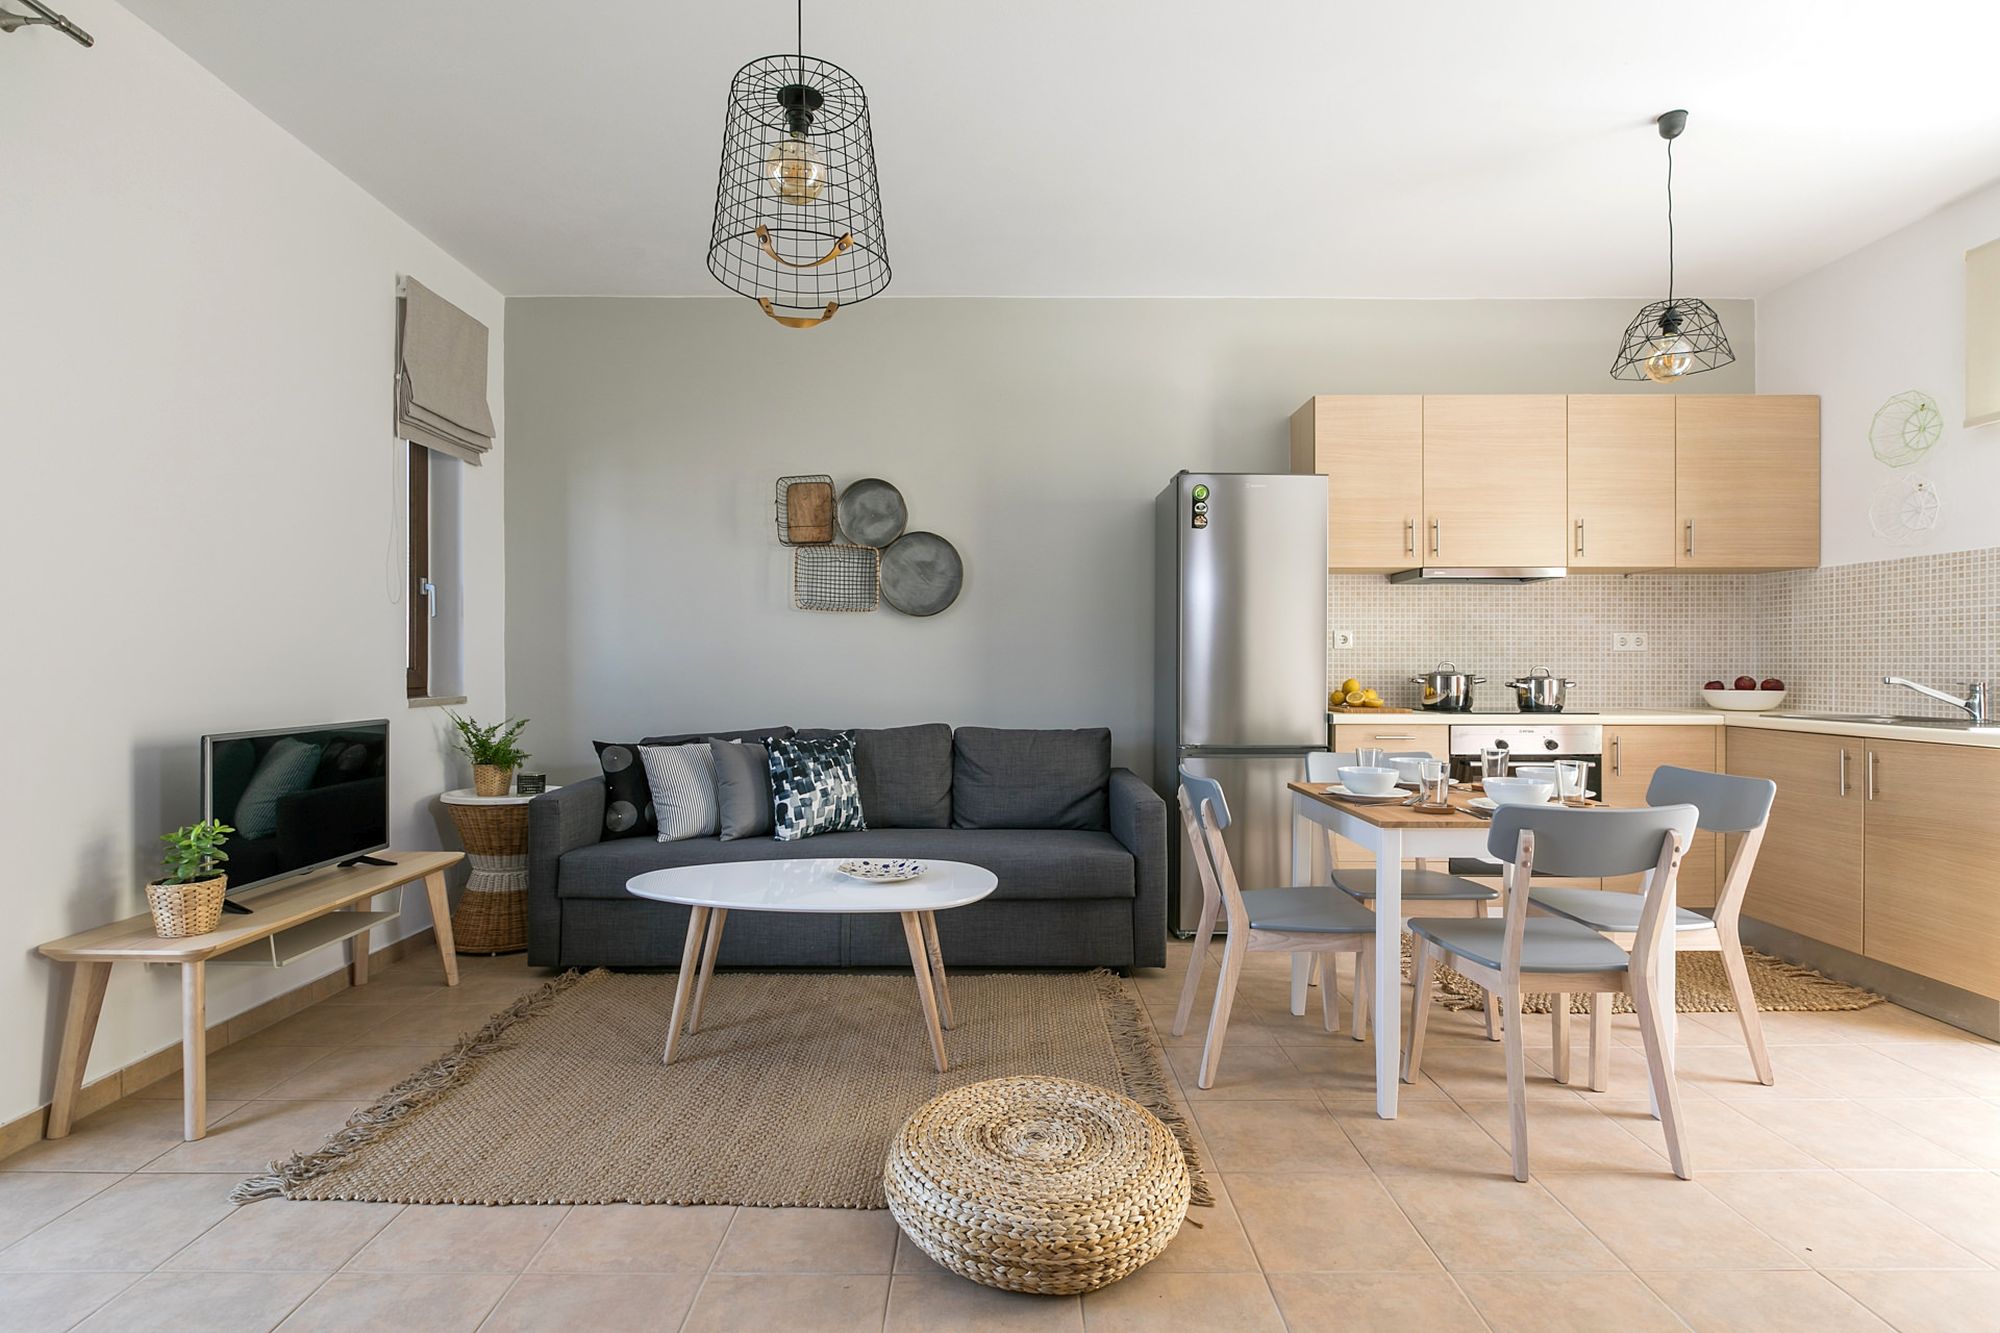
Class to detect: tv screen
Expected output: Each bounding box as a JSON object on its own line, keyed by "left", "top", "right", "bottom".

{"left": 201, "top": 720, "right": 389, "bottom": 892}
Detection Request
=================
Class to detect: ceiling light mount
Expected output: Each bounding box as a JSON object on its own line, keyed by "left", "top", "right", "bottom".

{"left": 0, "top": 1, "right": 93, "bottom": 46}
{"left": 1656, "top": 108, "right": 1688, "bottom": 141}
{"left": 1611, "top": 107, "right": 1734, "bottom": 383}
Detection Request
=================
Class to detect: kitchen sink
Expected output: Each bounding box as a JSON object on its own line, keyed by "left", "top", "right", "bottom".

{"left": 1773, "top": 712, "right": 2000, "bottom": 732}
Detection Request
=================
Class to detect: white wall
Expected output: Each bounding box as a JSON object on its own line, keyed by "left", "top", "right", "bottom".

{"left": 1759, "top": 179, "right": 2000, "bottom": 566}
{"left": 0, "top": 4, "right": 506, "bottom": 1126}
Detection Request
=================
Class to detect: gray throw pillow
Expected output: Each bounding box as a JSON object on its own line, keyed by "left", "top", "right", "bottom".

{"left": 711, "top": 739, "right": 775, "bottom": 840}
{"left": 951, "top": 727, "right": 1111, "bottom": 830}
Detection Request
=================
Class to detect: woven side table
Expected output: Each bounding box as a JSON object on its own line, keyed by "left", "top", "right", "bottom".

{"left": 440, "top": 788, "right": 547, "bottom": 955}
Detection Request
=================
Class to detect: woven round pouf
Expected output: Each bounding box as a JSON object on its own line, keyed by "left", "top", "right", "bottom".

{"left": 883, "top": 1075, "right": 1190, "bottom": 1295}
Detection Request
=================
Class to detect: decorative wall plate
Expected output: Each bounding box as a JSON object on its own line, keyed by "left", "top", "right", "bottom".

{"left": 837, "top": 478, "right": 908, "bottom": 548}
{"left": 879, "top": 531, "right": 963, "bottom": 616}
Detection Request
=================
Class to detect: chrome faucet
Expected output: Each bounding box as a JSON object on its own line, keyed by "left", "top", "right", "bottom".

{"left": 1882, "top": 676, "right": 1993, "bottom": 725}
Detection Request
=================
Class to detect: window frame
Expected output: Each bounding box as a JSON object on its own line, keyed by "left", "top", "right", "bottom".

{"left": 405, "top": 440, "right": 431, "bottom": 698}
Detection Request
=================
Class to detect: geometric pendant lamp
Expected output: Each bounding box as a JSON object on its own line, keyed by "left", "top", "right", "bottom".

{"left": 706, "top": 1, "right": 892, "bottom": 329}
{"left": 1611, "top": 110, "right": 1735, "bottom": 382}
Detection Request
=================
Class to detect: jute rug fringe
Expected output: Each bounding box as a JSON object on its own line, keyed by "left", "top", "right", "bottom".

{"left": 230, "top": 968, "right": 594, "bottom": 1204}
{"left": 1091, "top": 969, "right": 1213, "bottom": 1208}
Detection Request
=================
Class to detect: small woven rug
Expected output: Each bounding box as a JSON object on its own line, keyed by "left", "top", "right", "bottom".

{"left": 1400, "top": 934, "right": 1884, "bottom": 1016}
{"left": 233, "top": 969, "right": 1208, "bottom": 1210}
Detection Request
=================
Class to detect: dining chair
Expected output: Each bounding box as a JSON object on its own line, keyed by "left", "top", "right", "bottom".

{"left": 1404, "top": 802, "right": 1700, "bottom": 1181}
{"left": 1305, "top": 750, "right": 1503, "bottom": 1040}
{"left": 1171, "top": 769, "right": 1378, "bottom": 1088}
{"left": 1528, "top": 766, "right": 1778, "bottom": 1090}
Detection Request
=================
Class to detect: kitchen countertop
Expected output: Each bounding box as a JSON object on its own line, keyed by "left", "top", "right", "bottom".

{"left": 1330, "top": 707, "right": 2000, "bottom": 748}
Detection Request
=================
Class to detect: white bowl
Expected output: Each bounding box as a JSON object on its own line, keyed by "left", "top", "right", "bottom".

{"left": 1337, "top": 766, "right": 1400, "bottom": 796}
{"left": 1387, "top": 756, "right": 1430, "bottom": 784}
{"left": 1511, "top": 763, "right": 1559, "bottom": 785}
{"left": 1481, "top": 776, "right": 1555, "bottom": 806}
{"left": 1701, "top": 687, "right": 1788, "bottom": 713}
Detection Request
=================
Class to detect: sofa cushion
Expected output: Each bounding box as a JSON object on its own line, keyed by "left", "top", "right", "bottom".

{"left": 853, "top": 724, "right": 952, "bottom": 828}
{"left": 951, "top": 727, "right": 1110, "bottom": 831}
{"left": 559, "top": 828, "right": 1135, "bottom": 903}
{"left": 710, "top": 739, "right": 774, "bottom": 840}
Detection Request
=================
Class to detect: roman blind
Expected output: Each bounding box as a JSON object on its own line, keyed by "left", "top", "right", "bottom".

{"left": 396, "top": 277, "right": 496, "bottom": 464}
{"left": 1967, "top": 237, "right": 2000, "bottom": 428}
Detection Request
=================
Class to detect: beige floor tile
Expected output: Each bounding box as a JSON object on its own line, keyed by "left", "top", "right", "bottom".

{"left": 1224, "top": 1171, "right": 1438, "bottom": 1273}
{"left": 1456, "top": 1272, "right": 1686, "bottom": 1333}
{"left": 1455, "top": 1098, "right": 1670, "bottom": 1174}
{"left": 1596, "top": 1096, "right": 1822, "bottom": 1170}
{"left": 130, "top": 1043, "right": 344, "bottom": 1103}
{"left": 165, "top": 1199, "right": 404, "bottom": 1272}
{"left": 1866, "top": 1099, "right": 2000, "bottom": 1168}
{"left": 1135, "top": 1185, "right": 1262, "bottom": 1274}
{"left": 1537, "top": 1171, "right": 1803, "bottom": 1271}
{"left": 1833, "top": 1004, "right": 1996, "bottom": 1045}
{"left": 1701, "top": 1171, "right": 1983, "bottom": 1271}
{"left": 1077, "top": 1269, "right": 1282, "bottom": 1332}
{"left": 1672, "top": 1043, "right": 1846, "bottom": 1100}
{"left": 1382, "top": 1169, "right": 1621, "bottom": 1272}
{"left": 1405, "top": 1047, "right": 1586, "bottom": 1106}
{"left": 0, "top": 1172, "right": 238, "bottom": 1271}
{"left": 246, "top": 1005, "right": 403, "bottom": 1048}
{"left": 275, "top": 1271, "right": 510, "bottom": 1331}
{"left": 526, "top": 1202, "right": 735, "bottom": 1274}
{"left": 711, "top": 1206, "right": 899, "bottom": 1273}
{"left": 1189, "top": 1100, "right": 1365, "bottom": 1172}
{"left": 681, "top": 1273, "right": 890, "bottom": 1331}
{"left": 1767, "top": 1043, "right": 1967, "bottom": 1099}
{"left": 1641, "top": 1269, "right": 1890, "bottom": 1331}
{"left": 481, "top": 1273, "right": 704, "bottom": 1332}
{"left": 1265, "top": 1272, "right": 1484, "bottom": 1331}
{"left": 1323, "top": 1098, "right": 1514, "bottom": 1175}
{"left": 74, "top": 1269, "right": 329, "bottom": 1333}
{"left": 1149, "top": 1007, "right": 1280, "bottom": 1049}
{"left": 1729, "top": 1097, "right": 1972, "bottom": 1169}
{"left": 1867, "top": 1042, "right": 2000, "bottom": 1097}
{"left": 0, "top": 1272, "right": 140, "bottom": 1330}
{"left": 254, "top": 1045, "right": 447, "bottom": 1101}
{"left": 0, "top": 1172, "right": 122, "bottom": 1249}
{"left": 1166, "top": 1045, "right": 1322, "bottom": 1100}
{"left": 1844, "top": 1170, "right": 2000, "bottom": 1265}
{"left": 346, "top": 1005, "right": 492, "bottom": 1047}
{"left": 885, "top": 1272, "right": 1084, "bottom": 1330}
{"left": 1, "top": 1098, "right": 242, "bottom": 1174}
{"left": 1280, "top": 1042, "right": 1451, "bottom": 1100}
{"left": 142, "top": 1100, "right": 361, "bottom": 1175}
{"left": 1826, "top": 1269, "right": 2000, "bottom": 1333}
{"left": 1562, "top": 1040, "right": 1719, "bottom": 1105}
{"left": 343, "top": 1203, "right": 569, "bottom": 1273}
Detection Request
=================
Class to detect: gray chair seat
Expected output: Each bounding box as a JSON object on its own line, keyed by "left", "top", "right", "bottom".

{"left": 1240, "top": 887, "right": 1378, "bottom": 935}
{"left": 1529, "top": 886, "right": 1711, "bottom": 935}
{"left": 1333, "top": 868, "right": 1497, "bottom": 903}
{"left": 1409, "top": 916, "right": 1630, "bottom": 974}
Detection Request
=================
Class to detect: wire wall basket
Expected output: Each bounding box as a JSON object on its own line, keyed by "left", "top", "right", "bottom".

{"left": 793, "top": 543, "right": 880, "bottom": 612}
{"left": 775, "top": 474, "right": 835, "bottom": 545}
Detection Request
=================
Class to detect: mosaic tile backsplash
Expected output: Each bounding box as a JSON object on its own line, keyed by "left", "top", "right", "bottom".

{"left": 1327, "top": 547, "right": 1999, "bottom": 718}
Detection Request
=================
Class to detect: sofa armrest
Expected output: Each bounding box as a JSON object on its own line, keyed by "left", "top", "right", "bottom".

{"left": 527, "top": 777, "right": 605, "bottom": 965}
{"left": 1108, "top": 767, "right": 1167, "bottom": 968}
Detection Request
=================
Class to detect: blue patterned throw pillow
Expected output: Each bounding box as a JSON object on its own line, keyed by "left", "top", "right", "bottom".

{"left": 767, "top": 732, "right": 867, "bottom": 841}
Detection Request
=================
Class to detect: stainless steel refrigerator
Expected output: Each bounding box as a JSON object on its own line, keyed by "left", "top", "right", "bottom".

{"left": 1154, "top": 472, "right": 1329, "bottom": 934}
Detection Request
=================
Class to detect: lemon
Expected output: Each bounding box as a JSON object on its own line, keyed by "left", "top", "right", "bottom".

{"left": 1340, "top": 678, "right": 1362, "bottom": 697}
{"left": 1344, "top": 690, "right": 1367, "bottom": 706}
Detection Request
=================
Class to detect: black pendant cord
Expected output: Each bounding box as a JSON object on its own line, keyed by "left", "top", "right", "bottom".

{"left": 1664, "top": 135, "right": 1676, "bottom": 308}
{"left": 797, "top": 0, "right": 804, "bottom": 82}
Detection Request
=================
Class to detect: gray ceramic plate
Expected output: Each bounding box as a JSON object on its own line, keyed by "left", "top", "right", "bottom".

{"left": 879, "top": 531, "right": 963, "bottom": 616}
{"left": 836, "top": 477, "right": 908, "bottom": 548}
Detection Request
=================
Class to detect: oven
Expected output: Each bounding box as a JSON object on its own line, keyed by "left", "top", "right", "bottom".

{"left": 1445, "top": 722, "right": 1604, "bottom": 874}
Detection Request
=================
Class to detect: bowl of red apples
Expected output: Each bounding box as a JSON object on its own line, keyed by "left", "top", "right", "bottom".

{"left": 1700, "top": 675, "right": 1787, "bottom": 712}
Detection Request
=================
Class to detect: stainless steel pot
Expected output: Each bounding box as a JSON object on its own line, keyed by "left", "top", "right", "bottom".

{"left": 1411, "top": 660, "right": 1485, "bottom": 712}
{"left": 1505, "top": 666, "right": 1575, "bottom": 713}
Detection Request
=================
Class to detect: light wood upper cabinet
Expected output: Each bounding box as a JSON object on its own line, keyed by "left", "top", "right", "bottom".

{"left": 1421, "top": 395, "right": 1568, "bottom": 568}
{"left": 1567, "top": 396, "right": 1677, "bottom": 571}
{"left": 1601, "top": 724, "right": 1719, "bottom": 908}
{"left": 1289, "top": 396, "right": 1423, "bottom": 572}
{"left": 1726, "top": 728, "right": 1863, "bottom": 953}
{"left": 1862, "top": 740, "right": 2000, "bottom": 999}
{"left": 1675, "top": 395, "right": 1821, "bottom": 570}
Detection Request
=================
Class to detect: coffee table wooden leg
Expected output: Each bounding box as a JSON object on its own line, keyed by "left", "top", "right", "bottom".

{"left": 182, "top": 961, "right": 207, "bottom": 1141}
{"left": 900, "top": 912, "right": 949, "bottom": 1073}
{"left": 663, "top": 906, "right": 710, "bottom": 1064}
{"left": 688, "top": 909, "right": 727, "bottom": 1034}
{"left": 46, "top": 961, "right": 111, "bottom": 1139}
{"left": 424, "top": 870, "right": 460, "bottom": 986}
{"left": 920, "top": 911, "right": 954, "bottom": 1030}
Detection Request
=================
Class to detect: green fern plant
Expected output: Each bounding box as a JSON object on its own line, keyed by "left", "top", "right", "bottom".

{"left": 446, "top": 712, "right": 530, "bottom": 768}
{"left": 159, "top": 819, "right": 233, "bottom": 886}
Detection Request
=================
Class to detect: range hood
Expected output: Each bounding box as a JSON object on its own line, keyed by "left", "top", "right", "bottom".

{"left": 1386, "top": 567, "right": 1567, "bottom": 584}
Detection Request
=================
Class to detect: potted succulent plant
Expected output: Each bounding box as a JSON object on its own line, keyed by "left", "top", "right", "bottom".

{"left": 447, "top": 712, "right": 530, "bottom": 797}
{"left": 148, "top": 818, "right": 234, "bottom": 939}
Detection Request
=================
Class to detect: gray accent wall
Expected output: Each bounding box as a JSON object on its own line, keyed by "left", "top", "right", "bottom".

{"left": 504, "top": 297, "right": 1756, "bottom": 777}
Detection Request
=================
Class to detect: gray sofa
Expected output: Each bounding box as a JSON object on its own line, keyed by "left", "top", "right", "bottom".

{"left": 526, "top": 724, "right": 1167, "bottom": 971}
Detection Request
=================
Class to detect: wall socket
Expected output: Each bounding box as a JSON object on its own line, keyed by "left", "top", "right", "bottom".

{"left": 1612, "top": 632, "right": 1649, "bottom": 652}
{"left": 1333, "top": 629, "right": 1356, "bottom": 650}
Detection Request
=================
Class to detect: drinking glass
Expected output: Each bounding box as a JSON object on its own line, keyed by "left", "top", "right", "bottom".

{"left": 1419, "top": 759, "right": 1450, "bottom": 807}
{"left": 1480, "top": 747, "right": 1510, "bottom": 781}
{"left": 1355, "top": 746, "right": 1385, "bottom": 769}
{"left": 1555, "top": 759, "right": 1588, "bottom": 805}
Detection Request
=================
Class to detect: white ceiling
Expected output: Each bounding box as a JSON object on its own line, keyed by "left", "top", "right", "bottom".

{"left": 123, "top": 0, "right": 2000, "bottom": 299}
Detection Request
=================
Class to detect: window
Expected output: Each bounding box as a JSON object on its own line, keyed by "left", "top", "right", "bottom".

{"left": 405, "top": 442, "right": 464, "bottom": 700}
{"left": 406, "top": 442, "right": 431, "bottom": 697}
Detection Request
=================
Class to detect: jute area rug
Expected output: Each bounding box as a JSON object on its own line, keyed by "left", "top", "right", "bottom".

{"left": 234, "top": 969, "right": 1208, "bottom": 1210}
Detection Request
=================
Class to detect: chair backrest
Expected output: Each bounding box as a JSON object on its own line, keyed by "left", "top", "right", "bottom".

{"left": 1176, "top": 768, "right": 1248, "bottom": 928}
{"left": 1487, "top": 803, "right": 1699, "bottom": 980}
{"left": 1178, "top": 768, "right": 1231, "bottom": 829}
{"left": 1305, "top": 751, "right": 1357, "bottom": 782}
{"left": 1647, "top": 765, "right": 1777, "bottom": 929}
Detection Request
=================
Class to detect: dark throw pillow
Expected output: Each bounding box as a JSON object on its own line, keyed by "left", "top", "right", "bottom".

{"left": 592, "top": 741, "right": 656, "bottom": 839}
{"left": 711, "top": 738, "right": 776, "bottom": 840}
{"left": 767, "top": 732, "right": 867, "bottom": 842}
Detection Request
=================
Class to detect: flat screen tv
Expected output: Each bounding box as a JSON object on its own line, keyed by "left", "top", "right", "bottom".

{"left": 201, "top": 720, "right": 390, "bottom": 897}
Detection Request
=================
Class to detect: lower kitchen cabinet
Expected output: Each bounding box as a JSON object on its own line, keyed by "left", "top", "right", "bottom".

{"left": 1328, "top": 723, "right": 1449, "bottom": 866}
{"left": 1862, "top": 739, "right": 2000, "bottom": 999}
{"left": 1726, "top": 729, "right": 1865, "bottom": 953}
{"left": 1601, "top": 725, "right": 1720, "bottom": 907}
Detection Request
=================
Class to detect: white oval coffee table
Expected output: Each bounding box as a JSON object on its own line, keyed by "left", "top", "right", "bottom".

{"left": 627, "top": 858, "right": 998, "bottom": 1072}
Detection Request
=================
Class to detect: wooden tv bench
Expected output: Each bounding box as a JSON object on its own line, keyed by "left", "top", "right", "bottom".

{"left": 38, "top": 850, "right": 464, "bottom": 1142}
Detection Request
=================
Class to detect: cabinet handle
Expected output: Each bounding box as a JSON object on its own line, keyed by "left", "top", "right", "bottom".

{"left": 1684, "top": 519, "right": 1696, "bottom": 557}
{"left": 1430, "top": 518, "right": 1441, "bottom": 557}
{"left": 1575, "top": 518, "right": 1585, "bottom": 558}
{"left": 1368, "top": 734, "right": 1417, "bottom": 740}
{"left": 1866, "top": 750, "right": 1877, "bottom": 801}
{"left": 1838, "top": 747, "right": 1848, "bottom": 798}
{"left": 1405, "top": 518, "right": 1415, "bottom": 557}
{"left": 1611, "top": 736, "right": 1621, "bottom": 777}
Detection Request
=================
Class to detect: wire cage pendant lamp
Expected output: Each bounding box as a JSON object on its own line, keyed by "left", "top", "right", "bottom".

{"left": 707, "top": 0, "right": 891, "bottom": 329}
{"left": 1611, "top": 110, "right": 1734, "bottom": 382}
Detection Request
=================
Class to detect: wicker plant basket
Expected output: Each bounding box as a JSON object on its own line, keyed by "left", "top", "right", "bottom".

{"left": 472, "top": 764, "right": 514, "bottom": 797}
{"left": 883, "top": 1075, "right": 1191, "bottom": 1296}
{"left": 146, "top": 874, "right": 228, "bottom": 939}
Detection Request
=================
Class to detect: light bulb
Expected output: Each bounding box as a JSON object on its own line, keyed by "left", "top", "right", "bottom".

{"left": 765, "top": 134, "right": 825, "bottom": 205}
{"left": 1641, "top": 334, "right": 1694, "bottom": 382}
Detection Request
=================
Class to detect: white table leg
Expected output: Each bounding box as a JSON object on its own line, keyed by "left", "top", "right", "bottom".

{"left": 1291, "top": 796, "right": 1312, "bottom": 1016}
{"left": 1373, "top": 829, "right": 1404, "bottom": 1119}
